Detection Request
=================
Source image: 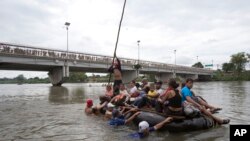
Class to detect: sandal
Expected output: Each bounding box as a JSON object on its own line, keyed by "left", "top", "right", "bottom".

{"left": 221, "top": 119, "right": 230, "bottom": 124}
{"left": 211, "top": 108, "right": 222, "bottom": 113}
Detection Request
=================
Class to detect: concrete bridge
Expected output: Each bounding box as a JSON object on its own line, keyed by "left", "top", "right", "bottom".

{"left": 0, "top": 42, "right": 213, "bottom": 86}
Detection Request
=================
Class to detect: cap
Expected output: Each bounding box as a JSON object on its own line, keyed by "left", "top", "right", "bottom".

{"left": 138, "top": 121, "right": 149, "bottom": 133}
{"left": 107, "top": 103, "right": 115, "bottom": 108}
{"left": 86, "top": 99, "right": 93, "bottom": 107}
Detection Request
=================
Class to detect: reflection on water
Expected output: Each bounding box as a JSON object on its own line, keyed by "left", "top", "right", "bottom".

{"left": 49, "top": 86, "right": 86, "bottom": 104}
{"left": 0, "top": 82, "right": 249, "bottom": 141}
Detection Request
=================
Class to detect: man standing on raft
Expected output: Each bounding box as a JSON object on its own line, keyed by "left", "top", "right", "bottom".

{"left": 108, "top": 56, "right": 122, "bottom": 97}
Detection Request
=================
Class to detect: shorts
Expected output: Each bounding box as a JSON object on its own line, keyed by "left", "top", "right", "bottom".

{"left": 163, "top": 106, "right": 184, "bottom": 116}
{"left": 113, "top": 80, "right": 122, "bottom": 96}
{"left": 114, "top": 80, "right": 122, "bottom": 88}
{"left": 191, "top": 96, "right": 200, "bottom": 103}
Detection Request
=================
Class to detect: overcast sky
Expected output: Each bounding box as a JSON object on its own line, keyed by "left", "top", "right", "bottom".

{"left": 0, "top": 0, "right": 250, "bottom": 78}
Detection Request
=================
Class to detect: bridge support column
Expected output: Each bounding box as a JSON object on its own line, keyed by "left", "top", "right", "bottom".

{"left": 155, "top": 73, "right": 174, "bottom": 81}
{"left": 182, "top": 74, "right": 199, "bottom": 81}
{"left": 122, "top": 70, "right": 137, "bottom": 83}
{"left": 48, "top": 67, "right": 65, "bottom": 86}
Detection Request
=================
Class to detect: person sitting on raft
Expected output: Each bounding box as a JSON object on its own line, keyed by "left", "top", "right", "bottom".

{"left": 156, "top": 78, "right": 184, "bottom": 116}
{"left": 129, "top": 80, "right": 140, "bottom": 97}
{"left": 181, "top": 82, "right": 218, "bottom": 113}
{"left": 155, "top": 81, "right": 164, "bottom": 96}
{"left": 109, "top": 108, "right": 141, "bottom": 126}
{"left": 140, "top": 78, "right": 149, "bottom": 90}
{"left": 98, "top": 85, "right": 113, "bottom": 105}
{"left": 119, "top": 83, "right": 130, "bottom": 102}
{"left": 108, "top": 56, "right": 122, "bottom": 97}
{"left": 133, "top": 86, "right": 150, "bottom": 107}
{"left": 135, "top": 83, "right": 159, "bottom": 108}
{"left": 127, "top": 80, "right": 140, "bottom": 104}
{"left": 129, "top": 117, "right": 173, "bottom": 138}
{"left": 109, "top": 83, "right": 130, "bottom": 106}
{"left": 105, "top": 85, "right": 113, "bottom": 98}
{"left": 181, "top": 78, "right": 230, "bottom": 124}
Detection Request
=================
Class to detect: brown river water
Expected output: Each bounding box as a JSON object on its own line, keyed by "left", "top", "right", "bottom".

{"left": 0, "top": 81, "right": 249, "bottom": 141}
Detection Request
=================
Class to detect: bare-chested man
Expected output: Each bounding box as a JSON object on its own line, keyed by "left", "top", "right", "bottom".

{"left": 108, "top": 57, "right": 122, "bottom": 97}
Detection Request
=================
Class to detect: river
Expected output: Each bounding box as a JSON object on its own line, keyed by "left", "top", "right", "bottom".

{"left": 0, "top": 82, "right": 249, "bottom": 141}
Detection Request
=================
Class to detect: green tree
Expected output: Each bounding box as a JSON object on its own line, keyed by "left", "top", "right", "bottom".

{"left": 15, "top": 74, "right": 26, "bottom": 84}
{"left": 222, "top": 63, "right": 235, "bottom": 73}
{"left": 230, "top": 52, "right": 249, "bottom": 73}
{"left": 192, "top": 62, "right": 204, "bottom": 68}
{"left": 69, "top": 72, "right": 87, "bottom": 82}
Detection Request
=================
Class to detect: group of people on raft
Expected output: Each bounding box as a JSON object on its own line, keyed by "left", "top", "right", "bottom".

{"left": 84, "top": 57, "right": 230, "bottom": 138}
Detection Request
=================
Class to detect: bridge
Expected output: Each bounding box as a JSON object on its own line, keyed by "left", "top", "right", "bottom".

{"left": 0, "top": 42, "right": 213, "bottom": 86}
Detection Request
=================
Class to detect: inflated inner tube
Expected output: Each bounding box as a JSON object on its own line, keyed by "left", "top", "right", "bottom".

{"left": 133, "top": 111, "right": 215, "bottom": 132}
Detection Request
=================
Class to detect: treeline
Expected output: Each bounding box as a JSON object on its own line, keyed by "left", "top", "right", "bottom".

{"left": 0, "top": 72, "right": 113, "bottom": 84}
{"left": 0, "top": 75, "right": 50, "bottom": 84}
{"left": 212, "top": 52, "right": 250, "bottom": 81}
{"left": 0, "top": 72, "right": 157, "bottom": 84}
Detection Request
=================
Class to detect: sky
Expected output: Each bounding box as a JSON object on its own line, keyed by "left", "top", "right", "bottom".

{"left": 0, "top": 0, "right": 250, "bottom": 78}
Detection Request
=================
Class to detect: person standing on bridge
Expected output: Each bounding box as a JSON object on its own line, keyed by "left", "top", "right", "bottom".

{"left": 108, "top": 56, "right": 122, "bottom": 97}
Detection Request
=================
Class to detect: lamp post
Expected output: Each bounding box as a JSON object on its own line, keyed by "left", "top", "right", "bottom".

{"left": 212, "top": 59, "right": 213, "bottom": 70}
{"left": 65, "top": 22, "right": 70, "bottom": 59}
{"left": 136, "top": 40, "right": 140, "bottom": 78}
{"left": 196, "top": 56, "right": 198, "bottom": 63}
{"left": 173, "top": 50, "right": 176, "bottom": 78}
{"left": 174, "top": 50, "right": 176, "bottom": 65}
{"left": 137, "top": 40, "right": 140, "bottom": 64}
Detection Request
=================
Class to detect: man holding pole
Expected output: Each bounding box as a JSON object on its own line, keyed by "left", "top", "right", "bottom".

{"left": 108, "top": 56, "right": 122, "bottom": 97}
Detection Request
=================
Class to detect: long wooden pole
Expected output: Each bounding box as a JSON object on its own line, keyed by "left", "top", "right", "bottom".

{"left": 108, "top": 0, "right": 127, "bottom": 84}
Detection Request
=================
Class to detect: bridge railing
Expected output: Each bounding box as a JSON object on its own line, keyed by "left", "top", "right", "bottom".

{"left": 0, "top": 42, "right": 213, "bottom": 74}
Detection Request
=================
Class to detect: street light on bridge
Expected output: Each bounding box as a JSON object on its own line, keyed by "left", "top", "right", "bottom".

{"left": 137, "top": 40, "right": 140, "bottom": 64}
{"left": 173, "top": 50, "right": 176, "bottom": 78}
{"left": 65, "top": 22, "right": 70, "bottom": 59}
{"left": 174, "top": 50, "right": 176, "bottom": 65}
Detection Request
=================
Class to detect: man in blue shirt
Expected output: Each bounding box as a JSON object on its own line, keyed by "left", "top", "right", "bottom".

{"left": 181, "top": 78, "right": 230, "bottom": 124}
{"left": 129, "top": 117, "right": 173, "bottom": 138}
{"left": 109, "top": 108, "right": 140, "bottom": 126}
{"left": 182, "top": 78, "right": 221, "bottom": 111}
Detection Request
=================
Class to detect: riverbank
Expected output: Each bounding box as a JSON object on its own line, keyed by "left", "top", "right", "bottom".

{"left": 212, "top": 70, "right": 250, "bottom": 81}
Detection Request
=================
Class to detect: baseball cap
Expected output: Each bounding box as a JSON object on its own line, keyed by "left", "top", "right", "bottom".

{"left": 138, "top": 121, "right": 149, "bottom": 133}
{"left": 86, "top": 99, "right": 93, "bottom": 107}
{"left": 107, "top": 103, "right": 115, "bottom": 108}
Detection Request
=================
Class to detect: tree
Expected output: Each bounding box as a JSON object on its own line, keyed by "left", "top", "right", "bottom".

{"left": 247, "top": 53, "right": 250, "bottom": 61}
{"left": 192, "top": 62, "right": 204, "bottom": 68}
{"left": 15, "top": 74, "right": 26, "bottom": 84}
{"left": 230, "top": 52, "right": 249, "bottom": 73}
{"left": 222, "top": 63, "right": 235, "bottom": 73}
{"left": 69, "top": 72, "right": 87, "bottom": 82}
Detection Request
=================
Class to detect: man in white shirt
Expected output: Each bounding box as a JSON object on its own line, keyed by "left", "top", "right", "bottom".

{"left": 119, "top": 83, "right": 130, "bottom": 102}
{"left": 129, "top": 80, "right": 138, "bottom": 94}
{"left": 155, "top": 81, "right": 164, "bottom": 96}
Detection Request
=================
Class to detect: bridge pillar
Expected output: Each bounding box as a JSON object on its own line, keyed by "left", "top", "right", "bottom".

{"left": 155, "top": 73, "right": 174, "bottom": 81}
{"left": 122, "top": 70, "right": 137, "bottom": 83}
{"left": 48, "top": 67, "right": 65, "bottom": 86}
{"left": 181, "top": 74, "right": 199, "bottom": 81}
